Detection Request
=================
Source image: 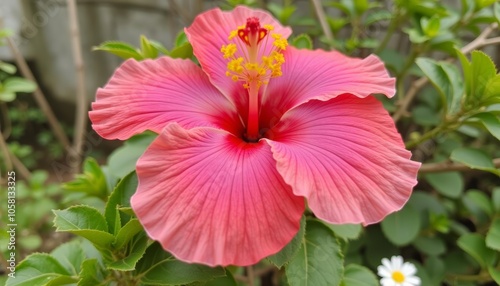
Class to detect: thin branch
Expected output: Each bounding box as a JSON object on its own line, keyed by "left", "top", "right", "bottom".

{"left": 420, "top": 158, "right": 500, "bottom": 173}
{"left": 6, "top": 37, "right": 71, "bottom": 150}
{"left": 0, "top": 132, "right": 31, "bottom": 180}
{"left": 247, "top": 265, "right": 255, "bottom": 286}
{"left": 392, "top": 23, "right": 499, "bottom": 122}
{"left": 311, "top": 0, "right": 334, "bottom": 43}
{"left": 67, "top": 0, "right": 88, "bottom": 173}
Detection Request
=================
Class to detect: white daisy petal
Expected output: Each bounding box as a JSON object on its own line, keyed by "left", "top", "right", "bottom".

{"left": 402, "top": 262, "right": 417, "bottom": 276}
{"left": 392, "top": 256, "right": 403, "bottom": 269}
{"left": 406, "top": 276, "right": 421, "bottom": 285}
{"left": 377, "top": 266, "right": 392, "bottom": 278}
{"left": 381, "top": 277, "right": 397, "bottom": 286}
{"left": 382, "top": 258, "right": 394, "bottom": 271}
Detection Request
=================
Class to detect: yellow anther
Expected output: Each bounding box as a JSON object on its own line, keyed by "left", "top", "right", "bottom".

{"left": 228, "top": 57, "right": 244, "bottom": 73}
{"left": 245, "top": 62, "right": 258, "bottom": 71}
{"left": 258, "top": 68, "right": 266, "bottom": 76}
{"left": 273, "top": 38, "right": 288, "bottom": 50}
{"left": 228, "top": 30, "right": 238, "bottom": 40}
{"left": 264, "top": 24, "right": 274, "bottom": 31}
{"left": 262, "top": 56, "right": 273, "bottom": 67}
{"left": 238, "top": 25, "right": 245, "bottom": 29}
{"left": 271, "top": 65, "right": 282, "bottom": 77}
{"left": 221, "top": 43, "right": 237, "bottom": 59}
{"left": 272, "top": 33, "right": 282, "bottom": 39}
{"left": 272, "top": 51, "right": 285, "bottom": 64}
{"left": 231, "top": 75, "right": 239, "bottom": 82}
{"left": 243, "top": 83, "right": 250, "bottom": 89}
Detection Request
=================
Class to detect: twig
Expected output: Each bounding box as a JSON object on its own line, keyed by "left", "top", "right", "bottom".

{"left": 247, "top": 265, "right": 255, "bottom": 286}
{"left": 392, "top": 23, "right": 499, "bottom": 122}
{"left": 0, "top": 132, "right": 32, "bottom": 180}
{"left": 420, "top": 158, "right": 500, "bottom": 173}
{"left": 6, "top": 37, "right": 71, "bottom": 150}
{"left": 311, "top": 0, "right": 334, "bottom": 43}
{"left": 67, "top": 0, "right": 88, "bottom": 173}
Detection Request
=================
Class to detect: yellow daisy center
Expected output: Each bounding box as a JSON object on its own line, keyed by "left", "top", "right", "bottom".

{"left": 392, "top": 271, "right": 405, "bottom": 283}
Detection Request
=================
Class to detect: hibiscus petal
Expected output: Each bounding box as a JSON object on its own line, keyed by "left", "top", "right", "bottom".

{"left": 185, "top": 6, "right": 291, "bottom": 115}
{"left": 265, "top": 95, "right": 420, "bottom": 225}
{"left": 90, "top": 57, "right": 242, "bottom": 140}
{"left": 260, "top": 48, "right": 395, "bottom": 128}
{"left": 131, "top": 123, "right": 304, "bottom": 266}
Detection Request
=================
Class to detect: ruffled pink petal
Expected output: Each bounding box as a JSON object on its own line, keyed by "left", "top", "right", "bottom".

{"left": 265, "top": 95, "right": 420, "bottom": 225}
{"left": 185, "top": 6, "right": 291, "bottom": 116}
{"left": 89, "top": 57, "right": 242, "bottom": 140}
{"left": 260, "top": 48, "right": 395, "bottom": 129}
{"left": 131, "top": 123, "right": 304, "bottom": 266}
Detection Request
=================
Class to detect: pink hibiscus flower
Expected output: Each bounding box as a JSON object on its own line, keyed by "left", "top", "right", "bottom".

{"left": 90, "top": 6, "right": 420, "bottom": 266}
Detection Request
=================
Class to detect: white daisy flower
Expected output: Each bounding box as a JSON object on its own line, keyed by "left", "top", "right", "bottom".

{"left": 377, "top": 255, "right": 421, "bottom": 286}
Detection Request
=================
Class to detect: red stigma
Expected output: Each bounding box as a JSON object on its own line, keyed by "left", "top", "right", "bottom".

{"left": 238, "top": 17, "right": 268, "bottom": 46}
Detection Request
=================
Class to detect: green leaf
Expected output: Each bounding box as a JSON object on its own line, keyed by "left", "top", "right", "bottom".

{"left": 140, "top": 35, "right": 159, "bottom": 59}
{"left": 493, "top": 188, "right": 500, "bottom": 213}
{"left": 421, "top": 16, "right": 441, "bottom": 37}
{"left": 105, "top": 172, "right": 138, "bottom": 235}
{"left": 108, "top": 133, "right": 155, "bottom": 179}
{"left": 149, "top": 40, "right": 169, "bottom": 55}
{"left": 450, "top": 147, "right": 500, "bottom": 175}
{"left": 78, "top": 259, "right": 108, "bottom": 286}
{"left": 63, "top": 157, "right": 108, "bottom": 199}
{"left": 5, "top": 253, "right": 75, "bottom": 286}
{"left": 470, "top": 51, "right": 497, "bottom": 101}
{"left": 464, "top": 190, "right": 494, "bottom": 217}
{"left": 174, "top": 31, "right": 189, "bottom": 47}
{"left": 483, "top": 75, "right": 500, "bottom": 105}
{"left": 291, "top": 34, "right": 313, "bottom": 49}
{"left": 472, "top": 112, "right": 500, "bottom": 140}
{"left": 425, "top": 172, "right": 464, "bottom": 198}
{"left": 50, "top": 240, "right": 86, "bottom": 275}
{"left": 326, "top": 223, "right": 363, "bottom": 241}
{"left": 53, "top": 206, "right": 115, "bottom": 248}
{"left": 169, "top": 42, "right": 194, "bottom": 59}
{"left": 457, "top": 48, "right": 472, "bottom": 97}
{"left": 381, "top": 205, "right": 421, "bottom": 246}
{"left": 136, "top": 243, "right": 226, "bottom": 285}
{"left": 200, "top": 272, "right": 237, "bottom": 286}
{"left": 268, "top": 216, "right": 306, "bottom": 268}
{"left": 113, "top": 219, "right": 143, "bottom": 250}
{"left": 0, "top": 61, "right": 16, "bottom": 74}
{"left": 489, "top": 265, "right": 500, "bottom": 284}
{"left": 93, "top": 41, "right": 143, "bottom": 60}
{"left": 457, "top": 233, "right": 497, "bottom": 268}
{"left": 0, "top": 91, "right": 16, "bottom": 102}
{"left": 107, "top": 233, "right": 148, "bottom": 271}
{"left": 3, "top": 78, "right": 37, "bottom": 93}
{"left": 340, "top": 264, "right": 378, "bottom": 286}
{"left": 486, "top": 218, "right": 500, "bottom": 251}
{"left": 495, "top": 2, "right": 500, "bottom": 25}
{"left": 286, "top": 220, "right": 344, "bottom": 286}
{"left": 413, "top": 236, "right": 446, "bottom": 256}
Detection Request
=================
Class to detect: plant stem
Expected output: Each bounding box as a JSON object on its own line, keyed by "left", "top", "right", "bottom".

{"left": 311, "top": 0, "right": 333, "bottom": 43}
{"left": 420, "top": 158, "right": 500, "bottom": 173}
{"left": 247, "top": 265, "right": 255, "bottom": 286}
{"left": 67, "top": 0, "right": 88, "bottom": 173}
{"left": 6, "top": 37, "right": 71, "bottom": 151}
{"left": 375, "top": 8, "right": 402, "bottom": 54}
{"left": 0, "top": 132, "right": 32, "bottom": 180}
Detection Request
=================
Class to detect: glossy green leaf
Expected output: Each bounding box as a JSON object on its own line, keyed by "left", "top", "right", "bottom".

{"left": 381, "top": 205, "right": 421, "bottom": 246}
{"left": 472, "top": 112, "right": 500, "bottom": 140}
{"left": 268, "top": 216, "right": 306, "bottom": 268}
{"left": 136, "top": 243, "right": 226, "bottom": 285}
{"left": 3, "top": 78, "right": 37, "bottom": 93}
{"left": 470, "top": 51, "right": 497, "bottom": 100}
{"left": 486, "top": 218, "right": 500, "bottom": 251}
{"left": 425, "top": 172, "right": 464, "bottom": 198}
{"left": 464, "top": 190, "right": 494, "bottom": 217}
{"left": 149, "top": 40, "right": 169, "bottom": 55}
{"left": 425, "top": 256, "right": 446, "bottom": 285}
{"left": 457, "top": 233, "right": 497, "bottom": 268}
{"left": 291, "top": 34, "right": 313, "bottom": 49}
{"left": 327, "top": 223, "right": 363, "bottom": 241}
{"left": 286, "top": 220, "right": 344, "bottom": 286}
{"left": 457, "top": 48, "right": 472, "bottom": 97}
{"left": 63, "top": 157, "right": 108, "bottom": 199}
{"left": 107, "top": 233, "right": 148, "bottom": 271}
{"left": 5, "top": 254, "right": 75, "bottom": 286}
{"left": 108, "top": 133, "right": 156, "bottom": 179}
{"left": 340, "top": 264, "right": 378, "bottom": 286}
{"left": 493, "top": 188, "right": 500, "bottom": 213}
{"left": 174, "top": 31, "right": 188, "bottom": 47}
{"left": 78, "top": 259, "right": 108, "bottom": 286}
{"left": 450, "top": 147, "right": 500, "bottom": 175}
{"left": 113, "top": 219, "right": 143, "bottom": 250}
{"left": 140, "top": 35, "right": 159, "bottom": 59}
{"left": 0, "top": 91, "right": 16, "bottom": 102}
{"left": 0, "top": 61, "right": 16, "bottom": 74}
{"left": 421, "top": 16, "right": 441, "bottom": 37}
{"left": 169, "top": 43, "right": 194, "bottom": 59}
{"left": 93, "top": 41, "right": 143, "bottom": 60}
{"left": 489, "top": 266, "right": 500, "bottom": 284}
{"left": 50, "top": 240, "right": 86, "bottom": 275}
{"left": 413, "top": 236, "right": 446, "bottom": 256}
{"left": 53, "top": 206, "right": 115, "bottom": 248}
{"left": 105, "top": 172, "right": 138, "bottom": 235}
